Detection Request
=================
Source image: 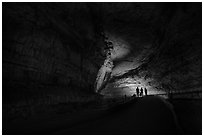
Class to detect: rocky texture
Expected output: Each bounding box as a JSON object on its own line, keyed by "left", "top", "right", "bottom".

{"left": 3, "top": 3, "right": 202, "bottom": 99}
{"left": 3, "top": 3, "right": 108, "bottom": 122}
{"left": 3, "top": 3, "right": 104, "bottom": 98}
{"left": 102, "top": 3, "right": 202, "bottom": 96}
{"left": 2, "top": 3, "right": 202, "bottom": 134}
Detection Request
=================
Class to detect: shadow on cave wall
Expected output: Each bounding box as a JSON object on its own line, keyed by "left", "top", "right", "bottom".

{"left": 2, "top": 3, "right": 202, "bottom": 132}
{"left": 2, "top": 2, "right": 106, "bottom": 122}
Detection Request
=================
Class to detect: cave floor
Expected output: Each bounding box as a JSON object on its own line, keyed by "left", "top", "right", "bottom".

{"left": 3, "top": 96, "right": 201, "bottom": 135}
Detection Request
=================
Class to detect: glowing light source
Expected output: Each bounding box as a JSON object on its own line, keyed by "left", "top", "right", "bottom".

{"left": 112, "top": 77, "right": 167, "bottom": 98}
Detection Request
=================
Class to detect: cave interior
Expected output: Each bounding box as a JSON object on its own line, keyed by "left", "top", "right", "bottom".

{"left": 2, "top": 2, "right": 202, "bottom": 135}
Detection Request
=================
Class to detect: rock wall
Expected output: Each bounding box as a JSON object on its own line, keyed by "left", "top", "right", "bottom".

{"left": 108, "top": 3, "right": 202, "bottom": 94}
{"left": 3, "top": 3, "right": 103, "bottom": 103}
{"left": 146, "top": 3, "right": 202, "bottom": 91}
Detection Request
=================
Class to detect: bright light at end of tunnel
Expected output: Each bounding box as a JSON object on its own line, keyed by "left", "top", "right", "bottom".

{"left": 118, "top": 82, "right": 168, "bottom": 98}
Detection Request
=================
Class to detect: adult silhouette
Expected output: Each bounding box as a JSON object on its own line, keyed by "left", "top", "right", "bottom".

{"left": 140, "top": 88, "right": 143, "bottom": 97}
{"left": 136, "top": 87, "right": 140, "bottom": 97}
{"left": 144, "top": 88, "right": 148, "bottom": 96}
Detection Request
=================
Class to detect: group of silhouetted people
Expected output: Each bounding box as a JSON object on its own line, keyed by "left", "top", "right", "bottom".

{"left": 136, "top": 87, "right": 147, "bottom": 97}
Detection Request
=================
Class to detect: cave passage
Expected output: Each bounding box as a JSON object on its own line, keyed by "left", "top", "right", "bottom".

{"left": 2, "top": 2, "right": 202, "bottom": 135}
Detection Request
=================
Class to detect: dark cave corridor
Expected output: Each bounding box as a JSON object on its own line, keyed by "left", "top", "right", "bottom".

{"left": 2, "top": 2, "right": 202, "bottom": 135}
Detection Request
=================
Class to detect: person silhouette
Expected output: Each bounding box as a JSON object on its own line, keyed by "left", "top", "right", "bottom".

{"left": 140, "top": 88, "right": 143, "bottom": 97}
{"left": 144, "top": 88, "right": 148, "bottom": 96}
{"left": 136, "top": 87, "right": 140, "bottom": 97}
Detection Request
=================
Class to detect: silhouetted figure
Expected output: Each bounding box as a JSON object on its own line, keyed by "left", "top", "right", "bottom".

{"left": 144, "top": 88, "right": 147, "bottom": 96}
{"left": 136, "top": 87, "right": 140, "bottom": 97}
{"left": 140, "top": 88, "right": 143, "bottom": 97}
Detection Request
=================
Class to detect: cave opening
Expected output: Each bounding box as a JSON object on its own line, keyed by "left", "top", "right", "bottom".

{"left": 2, "top": 2, "right": 202, "bottom": 135}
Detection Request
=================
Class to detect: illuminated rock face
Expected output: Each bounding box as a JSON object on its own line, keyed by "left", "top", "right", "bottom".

{"left": 95, "top": 57, "right": 113, "bottom": 93}
{"left": 2, "top": 4, "right": 201, "bottom": 133}
{"left": 100, "top": 3, "right": 202, "bottom": 97}
{"left": 94, "top": 33, "right": 131, "bottom": 93}
{"left": 3, "top": 3, "right": 202, "bottom": 99}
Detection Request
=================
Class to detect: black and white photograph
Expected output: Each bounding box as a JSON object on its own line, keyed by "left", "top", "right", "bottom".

{"left": 2, "top": 1, "right": 202, "bottom": 135}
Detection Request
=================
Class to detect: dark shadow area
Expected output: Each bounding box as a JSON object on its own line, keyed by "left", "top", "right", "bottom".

{"left": 2, "top": 2, "right": 202, "bottom": 135}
